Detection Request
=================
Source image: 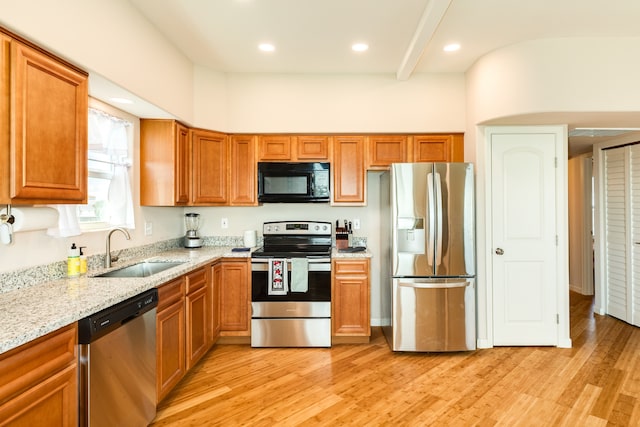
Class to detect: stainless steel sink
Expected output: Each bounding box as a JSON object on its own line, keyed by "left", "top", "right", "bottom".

{"left": 95, "top": 261, "right": 185, "bottom": 278}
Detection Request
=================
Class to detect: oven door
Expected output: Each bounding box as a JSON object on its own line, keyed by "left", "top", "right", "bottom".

{"left": 251, "top": 258, "right": 331, "bottom": 302}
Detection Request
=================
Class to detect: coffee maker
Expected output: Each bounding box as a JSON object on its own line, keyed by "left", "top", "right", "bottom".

{"left": 184, "top": 213, "right": 203, "bottom": 248}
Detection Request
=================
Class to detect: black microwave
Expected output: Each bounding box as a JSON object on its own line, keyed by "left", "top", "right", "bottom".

{"left": 258, "top": 162, "right": 330, "bottom": 203}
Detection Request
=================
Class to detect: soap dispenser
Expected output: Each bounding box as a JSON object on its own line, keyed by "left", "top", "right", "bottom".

{"left": 67, "top": 243, "right": 80, "bottom": 277}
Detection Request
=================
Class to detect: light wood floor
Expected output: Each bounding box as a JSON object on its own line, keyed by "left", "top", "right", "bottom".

{"left": 151, "top": 292, "right": 640, "bottom": 426}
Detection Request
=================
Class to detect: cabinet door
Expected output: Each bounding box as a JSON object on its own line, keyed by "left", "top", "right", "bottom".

{"left": 229, "top": 135, "right": 257, "bottom": 206}
{"left": 0, "top": 364, "right": 77, "bottom": 427}
{"left": 191, "top": 129, "right": 228, "bottom": 205}
{"left": 367, "top": 135, "right": 408, "bottom": 170}
{"left": 186, "top": 285, "right": 209, "bottom": 370}
{"left": 258, "top": 135, "right": 292, "bottom": 161}
{"left": 140, "top": 120, "right": 189, "bottom": 206}
{"left": 156, "top": 277, "right": 185, "bottom": 404}
{"left": 175, "top": 123, "right": 190, "bottom": 204}
{"left": 332, "top": 259, "right": 370, "bottom": 336}
{"left": 211, "top": 263, "right": 222, "bottom": 340}
{"left": 332, "top": 136, "right": 366, "bottom": 205}
{"left": 413, "top": 135, "right": 453, "bottom": 162}
{"left": 296, "top": 136, "right": 329, "bottom": 160}
{"left": 1, "top": 34, "right": 9, "bottom": 204}
{"left": 9, "top": 40, "right": 87, "bottom": 204}
{"left": 220, "top": 259, "right": 250, "bottom": 335}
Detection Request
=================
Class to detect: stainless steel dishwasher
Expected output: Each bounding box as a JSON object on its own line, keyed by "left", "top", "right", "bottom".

{"left": 78, "top": 288, "right": 158, "bottom": 427}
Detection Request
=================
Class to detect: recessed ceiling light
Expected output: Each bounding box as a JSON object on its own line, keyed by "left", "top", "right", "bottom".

{"left": 352, "top": 43, "right": 369, "bottom": 52}
{"left": 258, "top": 43, "right": 275, "bottom": 52}
{"left": 443, "top": 43, "right": 461, "bottom": 52}
{"left": 109, "top": 97, "right": 133, "bottom": 104}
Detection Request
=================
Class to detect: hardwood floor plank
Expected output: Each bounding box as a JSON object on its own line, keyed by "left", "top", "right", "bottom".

{"left": 151, "top": 293, "right": 640, "bottom": 426}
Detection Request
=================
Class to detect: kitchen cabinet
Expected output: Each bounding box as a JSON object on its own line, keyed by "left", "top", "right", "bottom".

{"left": 185, "top": 266, "right": 211, "bottom": 370}
{"left": 366, "top": 135, "right": 409, "bottom": 170}
{"left": 412, "top": 134, "right": 464, "bottom": 163}
{"left": 211, "top": 263, "right": 222, "bottom": 339}
{"left": 219, "top": 258, "right": 251, "bottom": 337}
{"left": 332, "top": 259, "right": 371, "bottom": 340}
{"left": 156, "top": 265, "right": 218, "bottom": 402}
{"left": 229, "top": 135, "right": 257, "bottom": 205}
{"left": 140, "top": 119, "right": 190, "bottom": 206}
{"left": 191, "top": 128, "right": 228, "bottom": 205}
{"left": 332, "top": 136, "right": 366, "bottom": 205}
{"left": 1, "top": 28, "right": 88, "bottom": 205}
{"left": 296, "top": 135, "right": 330, "bottom": 160}
{"left": 257, "top": 135, "right": 330, "bottom": 161}
{"left": 0, "top": 323, "right": 77, "bottom": 426}
{"left": 156, "top": 276, "right": 186, "bottom": 402}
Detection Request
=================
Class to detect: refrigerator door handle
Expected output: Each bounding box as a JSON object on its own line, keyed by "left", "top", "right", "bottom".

{"left": 434, "top": 172, "right": 443, "bottom": 267}
{"left": 426, "top": 172, "right": 435, "bottom": 266}
{"left": 398, "top": 280, "right": 471, "bottom": 289}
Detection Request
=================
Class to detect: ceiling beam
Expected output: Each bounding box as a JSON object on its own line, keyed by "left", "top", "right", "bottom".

{"left": 396, "top": 0, "right": 452, "bottom": 81}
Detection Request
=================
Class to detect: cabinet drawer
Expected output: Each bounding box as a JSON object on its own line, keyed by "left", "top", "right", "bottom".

{"left": 157, "top": 276, "right": 185, "bottom": 310}
{"left": 0, "top": 323, "right": 76, "bottom": 405}
{"left": 185, "top": 266, "right": 207, "bottom": 294}
{"left": 333, "top": 259, "right": 369, "bottom": 275}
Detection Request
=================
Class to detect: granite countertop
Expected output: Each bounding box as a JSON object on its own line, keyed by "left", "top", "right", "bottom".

{"left": 0, "top": 246, "right": 250, "bottom": 355}
{"left": 0, "top": 245, "right": 371, "bottom": 355}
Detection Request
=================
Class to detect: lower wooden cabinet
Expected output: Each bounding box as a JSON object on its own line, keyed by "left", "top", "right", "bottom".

{"left": 332, "top": 258, "right": 371, "bottom": 339}
{"left": 0, "top": 324, "right": 77, "bottom": 427}
{"left": 219, "top": 258, "right": 251, "bottom": 337}
{"left": 185, "top": 267, "right": 210, "bottom": 370}
{"left": 156, "top": 276, "right": 186, "bottom": 403}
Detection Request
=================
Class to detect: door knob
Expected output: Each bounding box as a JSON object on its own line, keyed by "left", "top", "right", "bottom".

{"left": 495, "top": 248, "right": 504, "bottom": 255}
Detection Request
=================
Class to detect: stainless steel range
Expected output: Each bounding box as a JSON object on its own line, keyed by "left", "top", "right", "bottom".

{"left": 251, "top": 220, "right": 332, "bottom": 347}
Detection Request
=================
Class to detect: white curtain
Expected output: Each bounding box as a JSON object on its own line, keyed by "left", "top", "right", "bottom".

{"left": 48, "top": 108, "right": 134, "bottom": 236}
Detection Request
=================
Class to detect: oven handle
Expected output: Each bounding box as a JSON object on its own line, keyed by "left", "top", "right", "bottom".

{"left": 251, "top": 260, "right": 331, "bottom": 272}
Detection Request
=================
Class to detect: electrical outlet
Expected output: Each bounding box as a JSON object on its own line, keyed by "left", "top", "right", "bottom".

{"left": 144, "top": 222, "right": 153, "bottom": 236}
{"left": 353, "top": 219, "right": 360, "bottom": 230}
{"left": 221, "top": 218, "right": 229, "bottom": 229}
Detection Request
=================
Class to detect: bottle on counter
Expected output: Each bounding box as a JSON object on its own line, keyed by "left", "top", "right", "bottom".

{"left": 67, "top": 243, "right": 80, "bottom": 278}
{"left": 79, "top": 246, "right": 87, "bottom": 276}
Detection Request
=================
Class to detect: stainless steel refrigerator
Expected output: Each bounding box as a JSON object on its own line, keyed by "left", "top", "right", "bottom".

{"left": 381, "top": 163, "right": 476, "bottom": 352}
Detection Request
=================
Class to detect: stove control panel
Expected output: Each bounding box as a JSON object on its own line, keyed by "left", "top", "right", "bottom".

{"left": 263, "top": 221, "right": 331, "bottom": 235}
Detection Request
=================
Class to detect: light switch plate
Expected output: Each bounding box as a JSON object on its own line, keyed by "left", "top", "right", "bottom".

{"left": 144, "top": 222, "right": 153, "bottom": 236}
{"left": 221, "top": 218, "right": 229, "bottom": 229}
{"left": 353, "top": 219, "right": 360, "bottom": 230}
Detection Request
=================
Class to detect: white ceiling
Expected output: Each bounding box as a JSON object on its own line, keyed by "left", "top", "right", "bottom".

{"left": 120, "top": 0, "right": 640, "bottom": 155}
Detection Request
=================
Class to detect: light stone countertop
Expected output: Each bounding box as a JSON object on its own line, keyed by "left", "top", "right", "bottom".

{"left": 0, "top": 245, "right": 372, "bottom": 355}
{"left": 0, "top": 246, "right": 250, "bottom": 355}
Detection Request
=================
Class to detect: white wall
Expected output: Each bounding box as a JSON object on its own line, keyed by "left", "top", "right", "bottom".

{"left": 224, "top": 73, "right": 465, "bottom": 133}
{"left": 0, "top": 0, "right": 194, "bottom": 123}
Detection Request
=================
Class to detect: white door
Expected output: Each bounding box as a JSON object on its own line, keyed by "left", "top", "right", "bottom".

{"left": 491, "top": 133, "right": 558, "bottom": 345}
{"left": 603, "top": 144, "right": 640, "bottom": 326}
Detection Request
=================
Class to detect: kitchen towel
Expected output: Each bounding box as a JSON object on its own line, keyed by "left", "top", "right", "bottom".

{"left": 290, "top": 258, "right": 309, "bottom": 292}
{"left": 267, "top": 259, "right": 288, "bottom": 295}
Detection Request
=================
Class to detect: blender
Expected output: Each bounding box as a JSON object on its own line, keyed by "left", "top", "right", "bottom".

{"left": 184, "top": 213, "right": 203, "bottom": 248}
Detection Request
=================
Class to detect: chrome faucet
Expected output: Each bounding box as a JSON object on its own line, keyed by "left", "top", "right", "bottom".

{"left": 105, "top": 228, "right": 131, "bottom": 268}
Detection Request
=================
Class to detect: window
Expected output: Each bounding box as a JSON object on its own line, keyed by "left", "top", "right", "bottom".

{"left": 77, "top": 107, "right": 134, "bottom": 230}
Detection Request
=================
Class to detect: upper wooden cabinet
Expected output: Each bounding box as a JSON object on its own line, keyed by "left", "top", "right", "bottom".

{"left": 141, "top": 121, "right": 231, "bottom": 206}
{"left": 1, "top": 29, "right": 88, "bottom": 205}
{"left": 229, "top": 135, "right": 257, "bottom": 206}
{"left": 140, "top": 119, "right": 190, "bottom": 206}
{"left": 366, "top": 135, "right": 409, "bottom": 170}
{"left": 412, "top": 134, "right": 464, "bottom": 163}
{"left": 332, "top": 136, "right": 366, "bottom": 205}
{"left": 295, "top": 136, "right": 329, "bottom": 160}
{"left": 257, "top": 135, "right": 329, "bottom": 161}
{"left": 191, "top": 128, "right": 228, "bottom": 206}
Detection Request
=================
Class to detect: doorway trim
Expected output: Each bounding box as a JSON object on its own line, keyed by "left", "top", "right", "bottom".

{"left": 479, "top": 125, "right": 571, "bottom": 348}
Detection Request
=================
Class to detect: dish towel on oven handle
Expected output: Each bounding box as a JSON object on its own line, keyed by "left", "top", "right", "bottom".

{"left": 290, "top": 257, "right": 309, "bottom": 292}
{"left": 268, "top": 259, "right": 288, "bottom": 295}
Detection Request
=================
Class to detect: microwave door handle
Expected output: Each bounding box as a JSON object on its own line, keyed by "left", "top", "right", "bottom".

{"left": 310, "top": 172, "right": 315, "bottom": 195}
